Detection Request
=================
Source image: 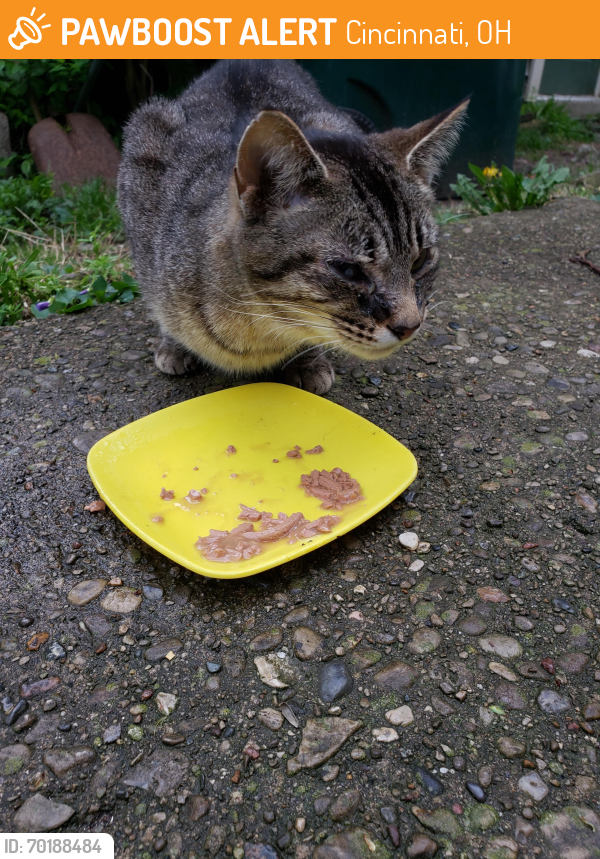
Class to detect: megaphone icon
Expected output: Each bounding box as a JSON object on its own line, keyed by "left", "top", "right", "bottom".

{"left": 9, "top": 15, "right": 44, "bottom": 49}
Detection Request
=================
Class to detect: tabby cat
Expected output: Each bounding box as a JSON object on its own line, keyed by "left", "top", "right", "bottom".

{"left": 118, "top": 60, "right": 467, "bottom": 394}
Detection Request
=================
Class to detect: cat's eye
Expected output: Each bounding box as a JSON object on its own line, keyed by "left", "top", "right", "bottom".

{"left": 329, "top": 260, "right": 368, "bottom": 283}
{"left": 411, "top": 248, "right": 431, "bottom": 274}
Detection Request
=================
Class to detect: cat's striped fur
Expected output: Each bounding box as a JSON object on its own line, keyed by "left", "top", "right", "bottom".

{"left": 118, "top": 60, "right": 467, "bottom": 393}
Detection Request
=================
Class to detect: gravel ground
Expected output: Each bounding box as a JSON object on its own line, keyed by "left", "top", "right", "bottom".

{"left": 1, "top": 196, "right": 600, "bottom": 859}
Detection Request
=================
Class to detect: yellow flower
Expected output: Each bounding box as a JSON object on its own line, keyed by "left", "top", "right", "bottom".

{"left": 483, "top": 166, "right": 500, "bottom": 178}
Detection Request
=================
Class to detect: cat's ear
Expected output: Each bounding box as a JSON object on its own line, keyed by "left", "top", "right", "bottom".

{"left": 374, "top": 98, "right": 469, "bottom": 185}
{"left": 235, "top": 110, "right": 327, "bottom": 214}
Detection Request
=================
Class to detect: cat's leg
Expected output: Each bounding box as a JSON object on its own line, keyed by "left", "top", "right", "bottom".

{"left": 154, "top": 336, "right": 202, "bottom": 375}
{"left": 284, "top": 351, "right": 335, "bottom": 395}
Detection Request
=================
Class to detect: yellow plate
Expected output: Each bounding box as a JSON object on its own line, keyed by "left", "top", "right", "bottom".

{"left": 87, "top": 382, "right": 417, "bottom": 579}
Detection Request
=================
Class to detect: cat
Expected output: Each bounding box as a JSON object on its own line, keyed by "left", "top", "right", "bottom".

{"left": 118, "top": 59, "right": 467, "bottom": 395}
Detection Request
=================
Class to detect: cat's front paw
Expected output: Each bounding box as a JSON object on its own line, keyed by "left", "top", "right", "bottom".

{"left": 285, "top": 354, "right": 335, "bottom": 395}
{"left": 154, "top": 337, "right": 201, "bottom": 375}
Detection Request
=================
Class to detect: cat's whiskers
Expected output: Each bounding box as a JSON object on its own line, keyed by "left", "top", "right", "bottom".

{"left": 281, "top": 340, "right": 340, "bottom": 369}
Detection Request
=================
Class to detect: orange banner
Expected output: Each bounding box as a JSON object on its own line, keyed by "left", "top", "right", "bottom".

{"left": 2, "top": 0, "right": 599, "bottom": 59}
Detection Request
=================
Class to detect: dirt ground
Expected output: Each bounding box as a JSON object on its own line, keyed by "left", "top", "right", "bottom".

{"left": 1, "top": 196, "right": 600, "bottom": 859}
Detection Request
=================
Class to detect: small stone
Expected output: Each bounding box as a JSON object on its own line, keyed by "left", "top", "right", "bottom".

{"left": 258, "top": 708, "right": 283, "bottom": 731}
{"left": 495, "top": 683, "right": 527, "bottom": 710}
{"left": 518, "top": 772, "right": 548, "bottom": 802}
{"left": 399, "top": 532, "right": 419, "bottom": 551}
{"left": 103, "top": 724, "right": 121, "bottom": 744}
{"left": 283, "top": 606, "right": 310, "bottom": 624}
{"left": 155, "top": 693, "right": 178, "bottom": 716}
{"left": 411, "top": 806, "right": 462, "bottom": 838}
{"left": 144, "top": 639, "right": 184, "bottom": 662}
{"left": 566, "top": 432, "right": 588, "bottom": 442}
{"left": 408, "top": 629, "right": 442, "bottom": 655}
{"left": 142, "top": 584, "right": 164, "bottom": 601}
{"left": 249, "top": 628, "right": 283, "bottom": 652}
{"left": 552, "top": 597, "right": 574, "bottom": 613}
{"left": 20, "top": 677, "right": 60, "bottom": 699}
{"left": 583, "top": 702, "right": 600, "bottom": 721}
{"left": 67, "top": 579, "right": 107, "bottom": 606}
{"left": 478, "top": 766, "right": 493, "bottom": 789}
{"left": 100, "top": 588, "right": 142, "bottom": 614}
{"left": 466, "top": 782, "right": 486, "bottom": 802}
{"left": 459, "top": 616, "right": 487, "bottom": 636}
{"left": 187, "top": 795, "right": 210, "bottom": 822}
{"left": 48, "top": 642, "right": 66, "bottom": 660}
{"left": 318, "top": 661, "right": 353, "bottom": 702}
{"left": 385, "top": 705, "right": 414, "bottom": 727}
{"left": 431, "top": 696, "right": 456, "bottom": 716}
{"left": 314, "top": 829, "right": 388, "bottom": 859}
{"left": 222, "top": 648, "right": 246, "bottom": 678}
{"left": 293, "top": 627, "right": 324, "bottom": 661}
{"left": 374, "top": 660, "right": 418, "bottom": 691}
{"left": 489, "top": 662, "right": 518, "bottom": 682}
{"left": 515, "top": 616, "right": 534, "bottom": 631}
{"left": 556, "top": 652, "right": 589, "bottom": 675}
{"left": 372, "top": 727, "right": 399, "bottom": 743}
{"left": 477, "top": 586, "right": 510, "bottom": 604}
{"left": 13, "top": 713, "right": 38, "bottom": 733}
{"left": 518, "top": 662, "right": 552, "bottom": 681}
{"left": 416, "top": 767, "right": 444, "bottom": 796}
{"left": 407, "top": 833, "right": 439, "bottom": 858}
{"left": 43, "top": 746, "right": 96, "bottom": 778}
{"left": 287, "top": 717, "right": 362, "bottom": 775}
{"left": 329, "top": 789, "right": 361, "bottom": 821}
{"left": 314, "top": 796, "right": 332, "bottom": 815}
{"left": 13, "top": 793, "right": 75, "bottom": 832}
{"left": 483, "top": 837, "right": 518, "bottom": 859}
{"left": 254, "top": 653, "right": 298, "bottom": 689}
{"left": 497, "top": 737, "right": 526, "bottom": 759}
{"left": 0, "top": 744, "right": 31, "bottom": 775}
{"left": 537, "top": 689, "right": 570, "bottom": 715}
{"left": 478, "top": 635, "right": 522, "bottom": 659}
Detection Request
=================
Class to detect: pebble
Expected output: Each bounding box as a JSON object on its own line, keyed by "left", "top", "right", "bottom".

{"left": 13, "top": 793, "right": 75, "bottom": 832}
{"left": 142, "top": 584, "right": 164, "bottom": 601}
{"left": 497, "top": 737, "right": 526, "bottom": 758}
{"left": 518, "top": 772, "right": 548, "bottom": 802}
{"left": 399, "top": 531, "right": 419, "bottom": 551}
{"left": 406, "top": 833, "right": 439, "bottom": 858}
{"left": 416, "top": 767, "right": 444, "bottom": 796}
{"left": 187, "top": 795, "right": 210, "bottom": 822}
{"left": 459, "top": 616, "right": 487, "bottom": 635}
{"left": 372, "top": 726, "right": 399, "bottom": 742}
{"left": 103, "top": 724, "right": 121, "bottom": 744}
{"left": 408, "top": 629, "right": 442, "bottom": 654}
{"left": 292, "top": 626, "right": 324, "bottom": 660}
{"left": 537, "top": 689, "right": 570, "bottom": 715}
{"left": 466, "top": 781, "right": 486, "bottom": 802}
{"left": 258, "top": 708, "right": 284, "bottom": 731}
{"left": 495, "top": 683, "right": 527, "bottom": 710}
{"left": 144, "top": 638, "right": 184, "bottom": 662}
{"left": 20, "top": 677, "right": 60, "bottom": 699}
{"left": 67, "top": 579, "right": 107, "bottom": 606}
{"left": 156, "top": 693, "right": 178, "bottom": 716}
{"left": 317, "top": 661, "right": 353, "bottom": 702}
{"left": 478, "top": 635, "right": 522, "bottom": 659}
{"left": 250, "top": 628, "right": 283, "bottom": 652}
{"left": 515, "top": 616, "right": 534, "bottom": 631}
{"left": 43, "top": 746, "right": 96, "bottom": 777}
{"left": 287, "top": 717, "right": 362, "bottom": 775}
{"left": 100, "top": 588, "right": 142, "bottom": 614}
{"left": 374, "top": 660, "right": 418, "bottom": 691}
{"left": 489, "top": 662, "right": 518, "bottom": 682}
{"left": 329, "top": 789, "right": 361, "bottom": 821}
{"left": 478, "top": 765, "right": 493, "bottom": 788}
{"left": 385, "top": 705, "right": 414, "bottom": 727}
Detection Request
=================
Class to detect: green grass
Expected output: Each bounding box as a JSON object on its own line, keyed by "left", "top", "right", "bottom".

{"left": 0, "top": 168, "right": 136, "bottom": 326}
{"left": 517, "top": 98, "right": 596, "bottom": 157}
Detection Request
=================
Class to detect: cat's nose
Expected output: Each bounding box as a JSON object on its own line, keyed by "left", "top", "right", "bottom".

{"left": 389, "top": 323, "right": 420, "bottom": 341}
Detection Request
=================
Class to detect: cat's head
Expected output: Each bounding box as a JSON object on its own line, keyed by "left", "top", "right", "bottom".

{"left": 231, "top": 100, "right": 468, "bottom": 360}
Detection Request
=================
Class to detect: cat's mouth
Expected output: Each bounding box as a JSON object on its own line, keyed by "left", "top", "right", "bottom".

{"left": 332, "top": 319, "right": 422, "bottom": 359}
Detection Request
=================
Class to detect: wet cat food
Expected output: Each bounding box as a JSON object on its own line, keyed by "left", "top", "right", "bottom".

{"left": 195, "top": 505, "right": 341, "bottom": 562}
{"left": 306, "top": 445, "right": 324, "bottom": 455}
{"left": 160, "top": 488, "right": 175, "bottom": 500}
{"left": 300, "top": 468, "right": 363, "bottom": 510}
